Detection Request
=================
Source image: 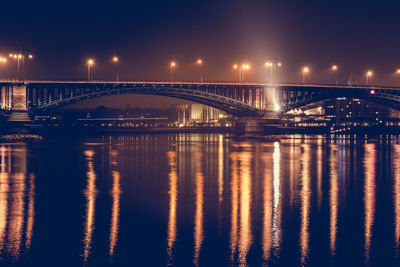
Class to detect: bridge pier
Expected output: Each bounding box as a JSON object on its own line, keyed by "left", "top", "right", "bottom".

{"left": 7, "top": 84, "right": 31, "bottom": 122}
{"left": 236, "top": 111, "right": 281, "bottom": 135}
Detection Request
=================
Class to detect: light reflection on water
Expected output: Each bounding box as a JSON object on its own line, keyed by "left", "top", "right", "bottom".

{"left": 1, "top": 135, "right": 400, "bottom": 266}
{"left": 364, "top": 143, "right": 376, "bottom": 264}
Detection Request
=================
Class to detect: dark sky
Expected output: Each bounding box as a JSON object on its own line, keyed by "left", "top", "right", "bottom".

{"left": 1, "top": 0, "right": 400, "bottom": 107}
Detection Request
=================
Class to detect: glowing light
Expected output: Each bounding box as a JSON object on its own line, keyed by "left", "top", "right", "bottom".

{"left": 277, "top": 62, "right": 282, "bottom": 67}
{"left": 303, "top": 66, "right": 310, "bottom": 73}
{"left": 87, "top": 59, "right": 94, "bottom": 66}
{"left": 13, "top": 55, "right": 17, "bottom": 59}
{"left": 397, "top": 69, "right": 400, "bottom": 74}
{"left": 17, "top": 54, "right": 22, "bottom": 59}
{"left": 28, "top": 54, "right": 33, "bottom": 59}
{"left": 370, "top": 90, "right": 375, "bottom": 95}
{"left": 274, "top": 104, "right": 280, "bottom": 111}
{"left": 8, "top": 53, "right": 13, "bottom": 58}
{"left": 193, "top": 152, "right": 204, "bottom": 266}
{"left": 233, "top": 64, "right": 238, "bottom": 69}
{"left": 331, "top": 65, "right": 338, "bottom": 71}
{"left": 167, "top": 151, "right": 178, "bottom": 264}
{"left": 242, "top": 64, "right": 250, "bottom": 70}
{"left": 112, "top": 56, "right": 119, "bottom": 63}
{"left": 265, "top": 62, "right": 273, "bottom": 67}
{"left": 367, "top": 70, "right": 373, "bottom": 77}
{"left": 197, "top": 59, "right": 202, "bottom": 65}
{"left": 170, "top": 61, "right": 176, "bottom": 68}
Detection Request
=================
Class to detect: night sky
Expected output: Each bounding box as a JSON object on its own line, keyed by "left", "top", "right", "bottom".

{"left": 1, "top": 0, "right": 400, "bottom": 107}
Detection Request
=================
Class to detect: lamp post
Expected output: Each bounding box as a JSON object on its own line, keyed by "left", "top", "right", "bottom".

{"left": 0, "top": 57, "right": 7, "bottom": 78}
{"left": 233, "top": 64, "right": 239, "bottom": 81}
{"left": 302, "top": 66, "right": 310, "bottom": 83}
{"left": 196, "top": 59, "right": 203, "bottom": 82}
{"left": 366, "top": 70, "right": 373, "bottom": 85}
{"left": 331, "top": 65, "right": 338, "bottom": 84}
{"left": 87, "top": 59, "right": 94, "bottom": 81}
{"left": 170, "top": 61, "right": 176, "bottom": 81}
{"left": 265, "top": 61, "right": 282, "bottom": 84}
{"left": 8, "top": 52, "right": 33, "bottom": 81}
{"left": 112, "top": 56, "right": 119, "bottom": 81}
{"left": 241, "top": 64, "right": 250, "bottom": 81}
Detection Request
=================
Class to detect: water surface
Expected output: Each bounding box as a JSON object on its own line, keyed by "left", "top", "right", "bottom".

{"left": 0, "top": 134, "right": 399, "bottom": 266}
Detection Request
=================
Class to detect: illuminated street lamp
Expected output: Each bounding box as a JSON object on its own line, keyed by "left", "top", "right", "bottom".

{"left": 233, "top": 64, "right": 239, "bottom": 81}
{"left": 87, "top": 59, "right": 94, "bottom": 81}
{"left": 366, "top": 70, "right": 373, "bottom": 85}
{"left": 196, "top": 59, "right": 203, "bottom": 82}
{"left": 112, "top": 56, "right": 119, "bottom": 81}
{"left": 331, "top": 64, "right": 338, "bottom": 84}
{"left": 302, "top": 66, "right": 310, "bottom": 83}
{"left": 396, "top": 69, "right": 400, "bottom": 75}
{"left": 242, "top": 64, "right": 250, "bottom": 81}
{"left": 170, "top": 61, "right": 176, "bottom": 81}
{"left": 9, "top": 52, "right": 33, "bottom": 81}
{"left": 233, "top": 64, "right": 250, "bottom": 81}
{"left": 265, "top": 60, "right": 282, "bottom": 83}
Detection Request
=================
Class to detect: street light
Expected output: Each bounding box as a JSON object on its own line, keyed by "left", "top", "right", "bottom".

{"left": 196, "top": 59, "right": 203, "bottom": 82}
{"left": 331, "top": 65, "right": 338, "bottom": 84}
{"left": 265, "top": 60, "right": 282, "bottom": 83}
{"left": 9, "top": 52, "right": 33, "bottom": 81}
{"left": 396, "top": 69, "right": 400, "bottom": 75}
{"left": 87, "top": 59, "right": 94, "bottom": 81}
{"left": 302, "top": 66, "right": 310, "bottom": 83}
{"left": 242, "top": 64, "right": 250, "bottom": 81}
{"left": 170, "top": 61, "right": 176, "bottom": 81}
{"left": 233, "top": 64, "right": 239, "bottom": 81}
{"left": 366, "top": 70, "right": 373, "bottom": 85}
{"left": 112, "top": 56, "right": 119, "bottom": 81}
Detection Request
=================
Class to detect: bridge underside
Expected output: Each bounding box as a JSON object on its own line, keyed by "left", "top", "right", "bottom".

{"left": 27, "top": 84, "right": 266, "bottom": 117}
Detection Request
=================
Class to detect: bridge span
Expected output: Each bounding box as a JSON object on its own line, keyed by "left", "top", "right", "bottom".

{"left": 1, "top": 80, "right": 400, "bottom": 118}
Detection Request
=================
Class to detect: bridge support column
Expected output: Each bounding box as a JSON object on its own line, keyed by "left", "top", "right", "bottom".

{"left": 236, "top": 112, "right": 281, "bottom": 135}
{"left": 8, "top": 84, "right": 31, "bottom": 122}
{"left": 236, "top": 118, "right": 264, "bottom": 135}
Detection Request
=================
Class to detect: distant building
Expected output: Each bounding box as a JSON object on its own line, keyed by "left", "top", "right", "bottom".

{"left": 174, "top": 104, "right": 230, "bottom": 125}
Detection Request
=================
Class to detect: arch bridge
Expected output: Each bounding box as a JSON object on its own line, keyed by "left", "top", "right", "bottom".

{"left": 0, "top": 81, "right": 400, "bottom": 118}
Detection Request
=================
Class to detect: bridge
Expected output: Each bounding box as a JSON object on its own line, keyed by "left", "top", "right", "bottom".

{"left": 1, "top": 80, "right": 400, "bottom": 119}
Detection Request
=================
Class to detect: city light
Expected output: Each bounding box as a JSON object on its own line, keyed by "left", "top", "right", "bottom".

{"left": 170, "top": 61, "right": 176, "bottom": 81}
{"left": 112, "top": 56, "right": 119, "bottom": 81}
{"left": 366, "top": 70, "right": 373, "bottom": 85}
{"left": 241, "top": 64, "right": 250, "bottom": 81}
{"left": 265, "top": 60, "right": 282, "bottom": 83}
{"left": 87, "top": 59, "right": 94, "bottom": 81}
{"left": 302, "top": 66, "right": 310, "bottom": 83}
{"left": 8, "top": 52, "right": 34, "bottom": 81}
{"left": 397, "top": 69, "right": 400, "bottom": 74}
{"left": 233, "top": 64, "right": 250, "bottom": 81}
{"left": 196, "top": 59, "right": 203, "bottom": 82}
{"left": 265, "top": 62, "right": 273, "bottom": 67}
{"left": 331, "top": 65, "right": 338, "bottom": 71}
